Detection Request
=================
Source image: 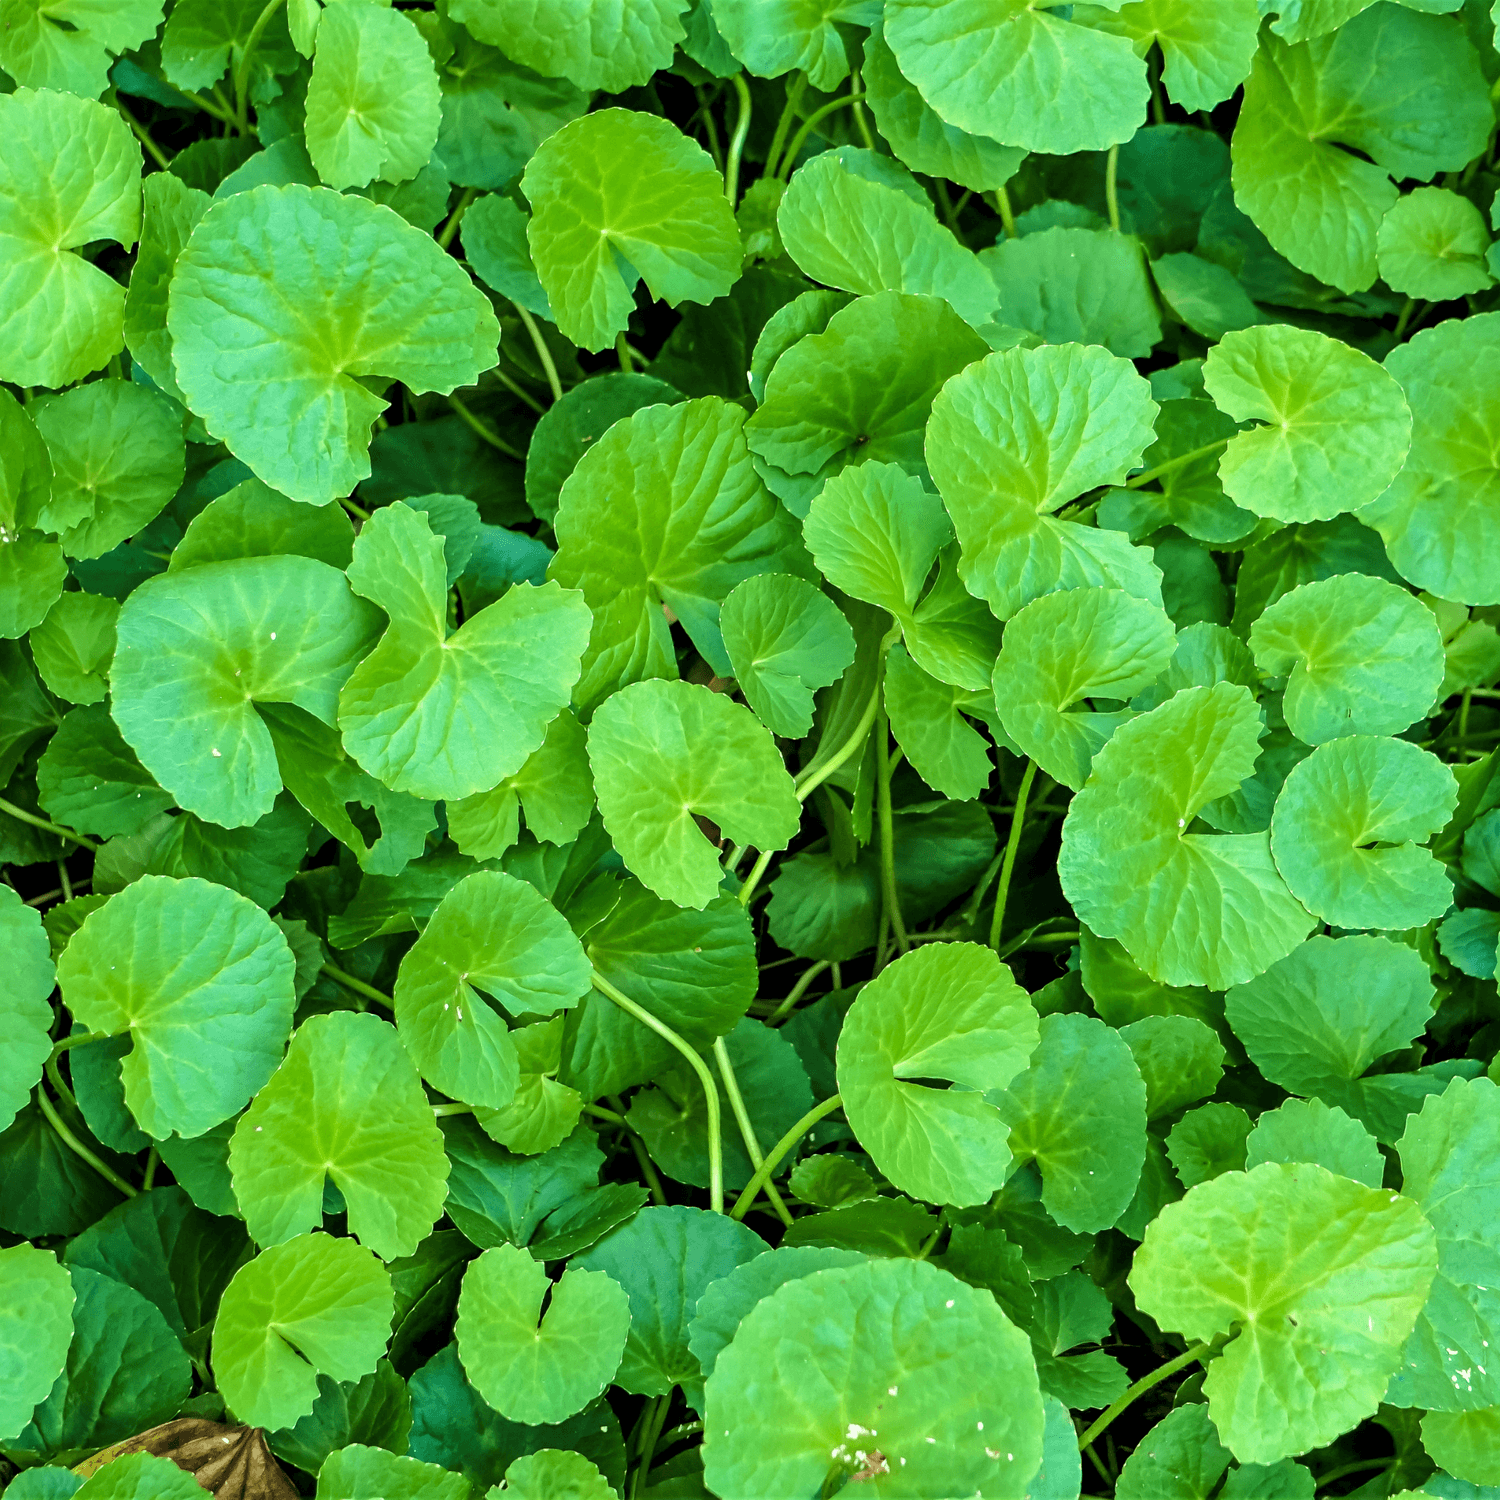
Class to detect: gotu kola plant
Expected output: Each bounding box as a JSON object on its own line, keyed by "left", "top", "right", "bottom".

{"left": 4, "top": 0, "right": 1500, "bottom": 1497}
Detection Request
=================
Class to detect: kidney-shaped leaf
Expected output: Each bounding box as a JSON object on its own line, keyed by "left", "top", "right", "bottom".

{"left": 0, "top": 1244, "right": 74, "bottom": 1444}
{"left": 836, "top": 942, "right": 1038, "bottom": 1208}
{"left": 1378, "top": 185, "right": 1494, "bottom": 302}
{"left": 1059, "top": 683, "right": 1316, "bottom": 990}
{"left": 1130, "top": 1162, "right": 1437, "bottom": 1464}
{"left": 169, "top": 185, "right": 500, "bottom": 504}
{"left": 393, "top": 871, "right": 591, "bottom": 1110}
{"left": 337, "top": 503, "right": 590, "bottom": 801}
{"left": 455, "top": 1243, "right": 631, "bottom": 1425}
{"left": 57, "top": 875, "right": 296, "bottom": 1142}
{"left": 588, "top": 679, "right": 800, "bottom": 910}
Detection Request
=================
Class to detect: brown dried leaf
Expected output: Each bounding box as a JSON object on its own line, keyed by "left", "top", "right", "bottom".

{"left": 73, "top": 1420, "right": 299, "bottom": 1500}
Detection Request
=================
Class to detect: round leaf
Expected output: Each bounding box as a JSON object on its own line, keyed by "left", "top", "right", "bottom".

{"left": 36, "top": 705, "right": 177, "bottom": 842}
{"left": 213, "top": 1233, "right": 393, "bottom": 1432}
{"left": 0, "top": 0, "right": 163, "bottom": 96}
{"left": 229, "top": 1011, "right": 450, "bottom": 1261}
{"left": 992, "top": 587, "right": 1176, "bottom": 791}
{"left": 1078, "top": 0, "right": 1260, "bottom": 113}
{"left": 75, "top": 1452, "right": 204, "bottom": 1500}
{"left": 1422, "top": 1408, "right": 1500, "bottom": 1487}
{"left": 1245, "top": 1097, "right": 1384, "bottom": 1189}
{"left": 30, "top": 593, "right": 118, "bottom": 706}
{"left": 498, "top": 1450, "right": 619, "bottom": 1500}
{"left": 1248, "top": 573, "right": 1444, "bottom": 744}
{"left": 170, "top": 477, "right": 356, "bottom": 574}
{"left": 0, "top": 1244, "right": 74, "bottom": 1443}
{"left": 0, "top": 885, "right": 53, "bottom": 1137}
{"left": 1130, "top": 1162, "right": 1437, "bottom": 1464}
{"left": 168, "top": 185, "right": 500, "bottom": 504}
{"left": 837, "top": 942, "right": 1039, "bottom": 1208}
{"left": 57, "top": 875, "right": 296, "bottom": 1142}
{"left": 588, "top": 678, "right": 800, "bottom": 910}
{"left": 1270, "top": 735, "right": 1458, "bottom": 929}
{"left": 1378, "top": 186, "right": 1494, "bottom": 300}
{"left": 111, "top": 555, "right": 382, "bottom": 829}
{"left": 712, "top": 0, "right": 865, "bottom": 91}
{"left": 702, "top": 1257, "right": 1045, "bottom": 1499}
{"left": 1058, "top": 683, "right": 1316, "bottom": 990}
{"left": 316, "top": 1445, "right": 470, "bottom": 1500}
{"left": 455, "top": 1243, "right": 631, "bottom": 1425}
{"left": 393, "top": 871, "right": 590, "bottom": 1109}
{"left": 1120, "top": 1015, "right": 1226, "bottom": 1123}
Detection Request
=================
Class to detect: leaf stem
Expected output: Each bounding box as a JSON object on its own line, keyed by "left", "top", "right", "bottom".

{"left": 437, "top": 186, "right": 478, "bottom": 251}
{"left": 1105, "top": 143, "right": 1121, "bottom": 232}
{"left": 764, "top": 73, "right": 808, "bottom": 181}
{"left": 592, "top": 970, "right": 723, "bottom": 1214}
{"left": 992, "top": 185, "right": 1018, "bottom": 239}
{"left": 490, "top": 364, "right": 547, "bottom": 414}
{"left": 607, "top": 1096, "right": 672, "bottom": 1206}
{"left": 875, "top": 708, "right": 909, "bottom": 957}
{"left": 725, "top": 74, "right": 753, "bottom": 206}
{"left": 234, "top": 0, "right": 287, "bottom": 127}
{"left": 767, "top": 959, "right": 831, "bottom": 1022}
{"left": 113, "top": 96, "right": 171, "bottom": 169}
{"left": 0, "top": 798, "right": 98, "bottom": 852}
{"left": 514, "top": 303, "right": 563, "bottom": 402}
{"left": 737, "top": 848, "right": 774, "bottom": 907}
{"left": 777, "top": 92, "right": 867, "bottom": 181}
{"left": 1124, "top": 437, "right": 1228, "bottom": 490}
{"left": 320, "top": 962, "right": 394, "bottom": 1012}
{"left": 431, "top": 1103, "right": 473, "bottom": 1117}
{"left": 729, "top": 1093, "right": 842, "bottom": 1220}
{"left": 989, "top": 759, "right": 1037, "bottom": 950}
{"left": 48, "top": 1031, "right": 109, "bottom": 1064}
{"left": 340, "top": 495, "right": 371, "bottom": 522}
{"left": 1075, "top": 1341, "right": 1212, "bottom": 1451}
{"left": 794, "top": 629, "right": 897, "bottom": 803}
{"left": 447, "top": 394, "right": 524, "bottom": 459}
{"left": 712, "top": 1037, "right": 793, "bottom": 1226}
{"left": 35, "top": 1085, "right": 137, "bottom": 1198}
{"left": 630, "top": 1394, "right": 671, "bottom": 1498}
{"left": 616, "top": 331, "right": 635, "bottom": 373}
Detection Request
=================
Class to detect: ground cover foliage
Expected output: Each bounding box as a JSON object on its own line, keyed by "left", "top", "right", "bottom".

{"left": 5, "top": 1, "right": 1500, "bottom": 1498}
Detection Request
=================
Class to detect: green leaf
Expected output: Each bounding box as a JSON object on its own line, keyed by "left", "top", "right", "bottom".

{"left": 712, "top": 0, "right": 876, "bottom": 90}
{"left": 1422, "top": 1409, "right": 1500, "bottom": 1487}
{"left": 1077, "top": 925, "right": 1223, "bottom": 1030}
{"left": 213, "top": 1233, "right": 393, "bottom": 1432}
{"left": 1379, "top": 187, "right": 1494, "bottom": 299}
{"left": 337, "top": 503, "right": 590, "bottom": 801}
{"left": 776, "top": 148, "right": 999, "bottom": 326}
{"left": 30, "top": 594, "right": 118, "bottom": 706}
{"left": 1059, "top": 683, "right": 1316, "bottom": 990}
{"left": 0, "top": 0, "right": 163, "bottom": 98}
{"left": 837, "top": 942, "right": 1038, "bottom": 1207}
{"left": 883, "top": 0, "right": 1148, "bottom": 153}
{"left": 1231, "top": 514, "right": 1401, "bottom": 633}
{"left": 0, "top": 89, "right": 141, "bottom": 388}
{"left": 550, "top": 396, "right": 807, "bottom": 709}
{"left": 1229, "top": 8, "right": 1490, "bottom": 292}
{"left": 56, "top": 875, "right": 295, "bottom": 1141}
{"left": 172, "top": 477, "right": 354, "bottom": 573}
{"left": 1150, "top": 251, "right": 1265, "bottom": 342}
{"left": 883, "top": 645, "right": 996, "bottom": 801}
{"left": 1270, "top": 735, "right": 1458, "bottom": 929}
{"left": 588, "top": 678, "right": 800, "bottom": 910}
{"left": 981, "top": 227, "right": 1162, "bottom": 358}
{"left": 229, "top": 1011, "right": 451, "bottom": 1261}
{"left": 1439, "top": 909, "right": 1500, "bottom": 980}
{"left": 992, "top": 586, "right": 1176, "bottom": 791}
{"left": 1249, "top": 574, "right": 1444, "bottom": 744}
{"left": 160, "top": 0, "right": 297, "bottom": 93}
{"left": 168, "top": 185, "right": 500, "bottom": 504}
{"left": 1076, "top": 0, "right": 1260, "bottom": 112}
{"left": 305, "top": 2, "right": 440, "bottom": 190}
{"left": 0, "top": 885, "right": 54, "bottom": 1138}
{"left": 522, "top": 109, "right": 741, "bottom": 352}
{"left": 496, "top": 1449, "right": 619, "bottom": 1500}
{"left": 78, "top": 1453, "right": 207, "bottom": 1500}
{"left": 393, "top": 870, "right": 590, "bottom": 1108}
{"left": 0, "top": 1244, "right": 73, "bottom": 1443}
{"left": 1166, "top": 1101, "right": 1251, "bottom": 1187}
{"left": 1245, "top": 1097, "right": 1384, "bottom": 1188}
{"left": 997, "top": 1011, "right": 1148, "bottom": 1233}
{"left": 316, "top": 1444, "right": 471, "bottom": 1500}
{"left": 1130, "top": 1162, "right": 1437, "bottom": 1464}
{"left": 1202, "top": 326, "right": 1412, "bottom": 524}
{"left": 1120, "top": 1015, "right": 1226, "bottom": 1122}
{"left": 1361, "top": 314, "right": 1500, "bottom": 607}
{"left": 572, "top": 1205, "right": 766, "bottom": 1406}
{"left": 472, "top": 1018, "right": 582, "bottom": 1157}
{"left": 926, "top": 345, "right": 1162, "bottom": 621}
{"left": 0, "top": 388, "right": 62, "bottom": 642}
{"left": 702, "top": 1257, "right": 1045, "bottom": 1498}
{"left": 267, "top": 1360, "right": 412, "bottom": 1475}
{"left": 461, "top": 194, "right": 551, "bottom": 320}
{"left": 1268, "top": 0, "right": 1467, "bottom": 47}
{"left": 1114, "top": 1403, "right": 1229, "bottom": 1500}
{"left": 447, "top": 0, "right": 688, "bottom": 92}
{"left": 110, "top": 555, "right": 382, "bottom": 829}
{"left": 455, "top": 1243, "right": 630, "bottom": 1424}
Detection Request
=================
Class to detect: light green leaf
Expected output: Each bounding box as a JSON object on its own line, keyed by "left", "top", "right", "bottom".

{"left": 882, "top": 0, "right": 1148, "bottom": 154}
{"left": 522, "top": 109, "right": 741, "bottom": 352}
{"left": 337, "top": 503, "right": 590, "bottom": 801}
{"left": 1231, "top": 513, "right": 1401, "bottom": 632}
{"left": 1439, "top": 909, "right": 1500, "bottom": 980}
{"left": 0, "top": 887, "right": 52, "bottom": 1140}
{"left": 1245, "top": 1097, "right": 1384, "bottom": 1188}
{"left": 1270, "top": 735, "right": 1458, "bottom": 929}
{"left": 1202, "top": 326, "right": 1412, "bottom": 524}
{"left": 56, "top": 875, "right": 295, "bottom": 1142}
{"left": 497, "top": 1449, "right": 619, "bottom": 1500}
{"left": 1361, "top": 313, "right": 1500, "bottom": 606}
{"left": 883, "top": 645, "right": 996, "bottom": 801}
{"left": 992, "top": 587, "right": 1176, "bottom": 791}
{"left": 446, "top": 0, "right": 688, "bottom": 92}
{"left": 456, "top": 1244, "right": 630, "bottom": 1424}
{"left": 1268, "top": 0, "right": 1465, "bottom": 46}
{"left": 588, "top": 678, "right": 800, "bottom": 910}
{"left": 0, "top": 1244, "right": 73, "bottom": 1443}
{"left": 306, "top": 2, "right": 441, "bottom": 189}
{"left": 980, "top": 227, "right": 1162, "bottom": 358}
{"left": 229, "top": 1011, "right": 451, "bottom": 1260}
{"left": 213, "top": 1234, "right": 392, "bottom": 1432}
{"left": 475, "top": 1017, "right": 583, "bottom": 1157}
{"left": 461, "top": 194, "right": 552, "bottom": 320}
{"left": 123, "top": 174, "right": 210, "bottom": 407}
{"left": 1120, "top": 1015, "right": 1226, "bottom": 1122}
{"left": 30, "top": 593, "right": 117, "bottom": 706}
{"left": 316, "top": 1444, "right": 470, "bottom": 1500}
{"left": 393, "top": 870, "right": 590, "bottom": 1108}
{"left": 926, "top": 345, "right": 1163, "bottom": 621}
{"left": 169, "top": 184, "right": 500, "bottom": 504}
{"left": 550, "top": 396, "right": 808, "bottom": 710}
{"left": 863, "top": 21, "right": 1024, "bottom": 193}
{"left": 1059, "top": 683, "right": 1316, "bottom": 990}
{"left": 172, "top": 478, "right": 354, "bottom": 574}
{"left": 1076, "top": 0, "right": 1260, "bottom": 112}
{"left": 1379, "top": 187, "right": 1494, "bottom": 299}
{"left": 1229, "top": 9, "right": 1490, "bottom": 293}
{"left": 1166, "top": 1102, "right": 1251, "bottom": 1187}
{"left": 837, "top": 942, "right": 1038, "bottom": 1207}
{"left": 712, "top": 0, "right": 876, "bottom": 90}
{"left": 160, "top": 0, "right": 298, "bottom": 94}
{"left": 75, "top": 1453, "right": 204, "bottom": 1500}
{"left": 1249, "top": 574, "right": 1444, "bottom": 744}
{"left": 997, "top": 1011, "right": 1148, "bottom": 1233}
{"left": 776, "top": 148, "right": 999, "bottom": 326}
{"left": 1422, "top": 1408, "right": 1500, "bottom": 1487}
{"left": 1114, "top": 1404, "right": 1229, "bottom": 1500}
{"left": 110, "top": 555, "right": 381, "bottom": 829}
{"left": 0, "top": 0, "right": 163, "bottom": 97}
{"left": 702, "top": 1257, "right": 1045, "bottom": 1499}
{"left": 1131, "top": 1162, "right": 1437, "bottom": 1464}
{"left": 0, "top": 88, "right": 140, "bottom": 389}
{"left": 0, "top": 389, "right": 61, "bottom": 642}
